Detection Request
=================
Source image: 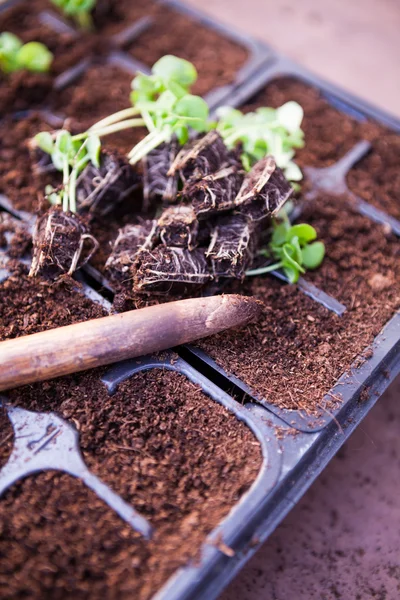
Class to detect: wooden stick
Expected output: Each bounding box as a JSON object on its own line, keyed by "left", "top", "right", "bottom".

{"left": 0, "top": 294, "right": 261, "bottom": 392}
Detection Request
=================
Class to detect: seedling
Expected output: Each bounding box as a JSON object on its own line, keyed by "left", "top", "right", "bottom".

{"left": 246, "top": 213, "right": 325, "bottom": 283}
{"left": 0, "top": 32, "right": 53, "bottom": 74}
{"left": 50, "top": 0, "right": 96, "bottom": 30}
{"left": 88, "top": 55, "right": 211, "bottom": 165}
{"left": 30, "top": 130, "right": 101, "bottom": 278}
{"left": 216, "top": 102, "right": 304, "bottom": 182}
{"left": 34, "top": 129, "right": 101, "bottom": 213}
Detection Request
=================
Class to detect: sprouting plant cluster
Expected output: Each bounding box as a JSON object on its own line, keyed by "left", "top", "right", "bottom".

{"left": 35, "top": 130, "right": 101, "bottom": 212}
{"left": 216, "top": 102, "right": 304, "bottom": 182}
{"left": 50, "top": 0, "right": 96, "bottom": 30}
{"left": 0, "top": 32, "right": 53, "bottom": 74}
{"left": 31, "top": 54, "right": 326, "bottom": 285}
{"left": 89, "top": 55, "right": 210, "bottom": 164}
{"left": 246, "top": 212, "right": 325, "bottom": 283}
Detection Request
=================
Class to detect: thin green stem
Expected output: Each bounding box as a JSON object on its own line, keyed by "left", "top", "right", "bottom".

{"left": 127, "top": 129, "right": 161, "bottom": 157}
{"left": 62, "top": 156, "right": 70, "bottom": 212}
{"left": 73, "top": 118, "right": 146, "bottom": 142}
{"left": 75, "top": 11, "right": 94, "bottom": 31}
{"left": 245, "top": 261, "right": 283, "bottom": 277}
{"left": 128, "top": 130, "right": 171, "bottom": 164}
{"left": 141, "top": 109, "right": 155, "bottom": 133}
{"left": 89, "top": 107, "right": 141, "bottom": 131}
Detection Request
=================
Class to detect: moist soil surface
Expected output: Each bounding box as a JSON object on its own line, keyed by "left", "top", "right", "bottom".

{"left": 127, "top": 6, "right": 248, "bottom": 97}
{"left": 0, "top": 263, "right": 107, "bottom": 340}
{"left": 243, "top": 78, "right": 381, "bottom": 169}
{"left": 2, "top": 367, "right": 262, "bottom": 599}
{"left": 347, "top": 132, "right": 400, "bottom": 221}
{"left": 4, "top": 367, "right": 261, "bottom": 600}
{"left": 0, "top": 112, "right": 62, "bottom": 214}
{"left": 51, "top": 62, "right": 144, "bottom": 145}
{"left": 0, "top": 263, "right": 262, "bottom": 599}
{"left": 196, "top": 194, "right": 400, "bottom": 414}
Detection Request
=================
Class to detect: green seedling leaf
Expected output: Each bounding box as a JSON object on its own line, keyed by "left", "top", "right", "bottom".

{"left": 51, "top": 149, "right": 67, "bottom": 171}
{"left": 35, "top": 131, "right": 54, "bottom": 155}
{"left": 16, "top": 41, "right": 53, "bottom": 73}
{"left": 174, "top": 94, "right": 209, "bottom": 130}
{"left": 55, "top": 130, "right": 73, "bottom": 155}
{"left": 152, "top": 55, "right": 197, "bottom": 87}
{"left": 271, "top": 222, "right": 289, "bottom": 246}
{"left": 283, "top": 265, "right": 299, "bottom": 284}
{"left": 286, "top": 224, "right": 317, "bottom": 246}
{"left": 217, "top": 102, "right": 304, "bottom": 181}
{"left": 50, "top": 0, "right": 96, "bottom": 16}
{"left": 0, "top": 32, "right": 52, "bottom": 74}
{"left": 284, "top": 161, "right": 303, "bottom": 182}
{"left": 50, "top": 0, "right": 95, "bottom": 29}
{"left": 248, "top": 215, "right": 325, "bottom": 284}
{"left": 302, "top": 241, "right": 325, "bottom": 269}
{"left": 282, "top": 243, "right": 304, "bottom": 274}
{"left": 0, "top": 32, "right": 22, "bottom": 72}
{"left": 276, "top": 101, "right": 304, "bottom": 134}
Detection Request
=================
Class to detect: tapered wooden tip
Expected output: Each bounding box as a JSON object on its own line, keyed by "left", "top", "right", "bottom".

{"left": 202, "top": 294, "right": 263, "bottom": 333}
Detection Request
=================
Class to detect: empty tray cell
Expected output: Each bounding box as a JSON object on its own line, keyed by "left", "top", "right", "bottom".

{"left": 0, "top": 471, "right": 149, "bottom": 599}
{"left": 300, "top": 195, "right": 400, "bottom": 312}
{"left": 127, "top": 5, "right": 249, "bottom": 97}
{"left": 194, "top": 242, "right": 399, "bottom": 418}
{"left": 347, "top": 132, "right": 400, "bottom": 221}
{"left": 0, "top": 263, "right": 108, "bottom": 340}
{"left": 0, "top": 111, "right": 63, "bottom": 215}
{"left": 52, "top": 60, "right": 146, "bottom": 152}
{"left": 241, "top": 77, "right": 380, "bottom": 168}
{"left": 5, "top": 365, "right": 262, "bottom": 599}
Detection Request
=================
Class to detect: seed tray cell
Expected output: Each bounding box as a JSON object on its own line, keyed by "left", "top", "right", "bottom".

{"left": 180, "top": 57, "right": 400, "bottom": 435}
{"left": 1, "top": 5, "right": 400, "bottom": 599}
{"left": 0, "top": 0, "right": 272, "bottom": 112}
{"left": 0, "top": 349, "right": 281, "bottom": 600}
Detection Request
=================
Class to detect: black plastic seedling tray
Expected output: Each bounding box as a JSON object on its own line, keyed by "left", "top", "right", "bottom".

{"left": 1, "top": 3, "right": 400, "bottom": 599}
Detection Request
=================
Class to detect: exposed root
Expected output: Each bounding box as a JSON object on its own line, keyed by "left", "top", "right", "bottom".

{"left": 105, "top": 220, "right": 158, "bottom": 283}
{"left": 76, "top": 151, "right": 141, "bottom": 218}
{"left": 235, "top": 156, "right": 293, "bottom": 221}
{"left": 168, "top": 131, "right": 230, "bottom": 183}
{"left": 29, "top": 207, "right": 99, "bottom": 279}
{"left": 133, "top": 246, "right": 212, "bottom": 295}
{"left": 142, "top": 142, "right": 179, "bottom": 209}
{"left": 157, "top": 206, "right": 199, "bottom": 249}
{"left": 207, "top": 214, "right": 258, "bottom": 279}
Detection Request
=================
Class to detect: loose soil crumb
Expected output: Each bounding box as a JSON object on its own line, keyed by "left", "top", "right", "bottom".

{"left": 242, "top": 78, "right": 381, "bottom": 168}
{"left": 128, "top": 6, "right": 248, "bottom": 97}
{"left": 0, "top": 263, "right": 261, "bottom": 598}
{"left": 0, "top": 263, "right": 107, "bottom": 340}
{"left": 0, "top": 112, "right": 61, "bottom": 214}
{"left": 301, "top": 194, "right": 400, "bottom": 306}
{"left": 347, "top": 132, "right": 400, "bottom": 221}
{"left": 51, "top": 63, "right": 146, "bottom": 153}
{"left": 0, "top": 472, "right": 150, "bottom": 600}
{"left": 4, "top": 367, "right": 261, "bottom": 599}
{"left": 196, "top": 195, "right": 400, "bottom": 413}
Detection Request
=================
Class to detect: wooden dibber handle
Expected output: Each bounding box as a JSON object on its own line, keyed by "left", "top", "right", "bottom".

{"left": 0, "top": 294, "right": 262, "bottom": 392}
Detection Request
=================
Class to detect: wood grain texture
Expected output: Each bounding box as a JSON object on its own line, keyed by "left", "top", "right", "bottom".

{"left": 0, "top": 294, "right": 262, "bottom": 391}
